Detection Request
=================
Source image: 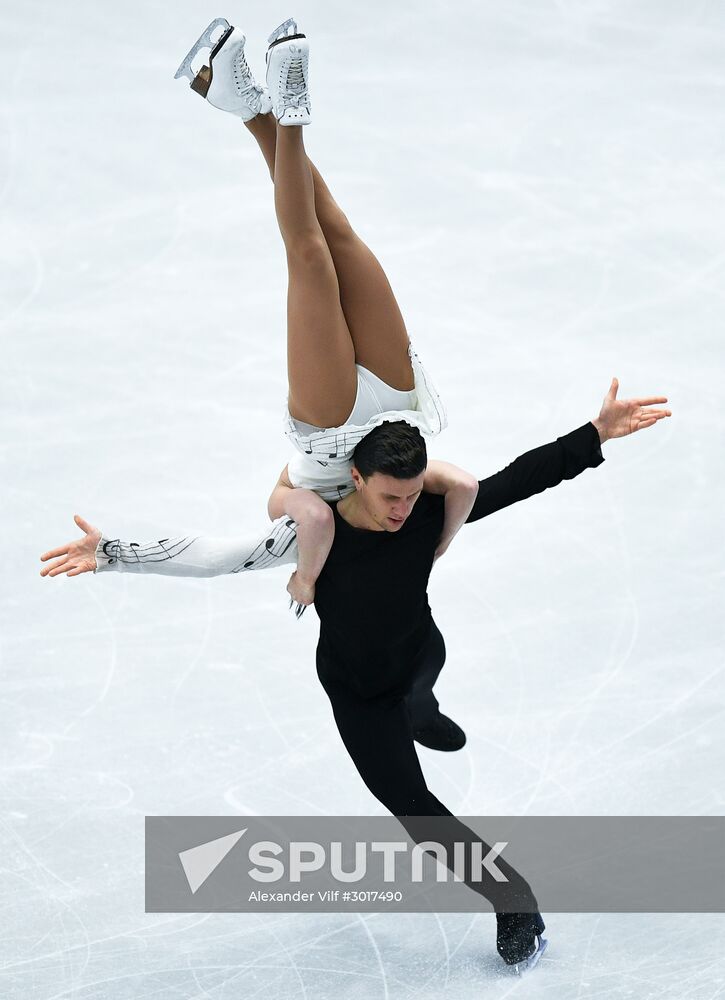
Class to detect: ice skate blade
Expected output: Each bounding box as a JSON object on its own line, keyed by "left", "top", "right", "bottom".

{"left": 514, "top": 936, "right": 548, "bottom": 976}
{"left": 174, "top": 17, "right": 234, "bottom": 96}
{"left": 267, "top": 17, "right": 300, "bottom": 44}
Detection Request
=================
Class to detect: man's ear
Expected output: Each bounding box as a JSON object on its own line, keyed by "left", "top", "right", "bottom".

{"left": 350, "top": 465, "right": 364, "bottom": 490}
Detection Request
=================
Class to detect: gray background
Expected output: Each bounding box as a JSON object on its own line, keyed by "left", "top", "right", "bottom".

{"left": 3, "top": 0, "right": 724, "bottom": 996}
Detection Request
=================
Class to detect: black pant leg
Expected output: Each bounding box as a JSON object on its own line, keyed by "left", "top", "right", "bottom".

{"left": 405, "top": 620, "right": 446, "bottom": 727}
{"left": 318, "top": 671, "right": 544, "bottom": 956}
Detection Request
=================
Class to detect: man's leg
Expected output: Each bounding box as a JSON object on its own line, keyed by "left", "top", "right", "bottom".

{"left": 245, "top": 112, "right": 415, "bottom": 392}
{"left": 318, "top": 671, "right": 543, "bottom": 957}
{"left": 406, "top": 623, "right": 467, "bottom": 751}
{"left": 406, "top": 620, "right": 445, "bottom": 727}
{"left": 270, "top": 122, "right": 358, "bottom": 428}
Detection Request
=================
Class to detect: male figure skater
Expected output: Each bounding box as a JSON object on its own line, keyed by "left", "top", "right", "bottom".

{"left": 39, "top": 378, "right": 671, "bottom": 972}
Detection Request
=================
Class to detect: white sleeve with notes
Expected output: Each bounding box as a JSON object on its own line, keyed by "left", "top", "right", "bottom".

{"left": 93, "top": 515, "right": 299, "bottom": 576}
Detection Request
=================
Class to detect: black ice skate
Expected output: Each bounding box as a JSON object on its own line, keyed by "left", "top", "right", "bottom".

{"left": 513, "top": 933, "right": 548, "bottom": 976}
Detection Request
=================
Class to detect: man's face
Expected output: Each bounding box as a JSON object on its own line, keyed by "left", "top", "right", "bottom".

{"left": 351, "top": 468, "right": 426, "bottom": 531}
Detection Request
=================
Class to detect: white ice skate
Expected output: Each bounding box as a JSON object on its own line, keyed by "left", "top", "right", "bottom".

{"left": 266, "top": 18, "right": 311, "bottom": 125}
{"left": 513, "top": 934, "right": 548, "bottom": 976}
{"left": 174, "top": 17, "right": 272, "bottom": 122}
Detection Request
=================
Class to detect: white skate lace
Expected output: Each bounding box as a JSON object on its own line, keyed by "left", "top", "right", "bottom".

{"left": 281, "top": 57, "right": 308, "bottom": 108}
{"left": 233, "top": 46, "right": 264, "bottom": 105}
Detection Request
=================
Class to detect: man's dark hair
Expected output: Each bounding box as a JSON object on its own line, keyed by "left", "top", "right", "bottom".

{"left": 352, "top": 421, "right": 427, "bottom": 481}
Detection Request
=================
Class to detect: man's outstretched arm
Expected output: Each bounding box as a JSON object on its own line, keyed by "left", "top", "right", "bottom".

{"left": 466, "top": 377, "right": 671, "bottom": 524}
{"left": 465, "top": 421, "right": 604, "bottom": 523}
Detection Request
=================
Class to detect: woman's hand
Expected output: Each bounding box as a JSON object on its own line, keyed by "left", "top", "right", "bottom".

{"left": 40, "top": 515, "right": 102, "bottom": 577}
{"left": 286, "top": 570, "right": 315, "bottom": 619}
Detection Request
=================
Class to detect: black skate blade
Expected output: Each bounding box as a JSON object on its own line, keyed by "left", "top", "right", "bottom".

{"left": 268, "top": 32, "right": 306, "bottom": 52}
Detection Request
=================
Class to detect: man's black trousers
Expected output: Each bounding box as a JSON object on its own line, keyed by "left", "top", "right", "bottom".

{"left": 317, "top": 620, "right": 546, "bottom": 962}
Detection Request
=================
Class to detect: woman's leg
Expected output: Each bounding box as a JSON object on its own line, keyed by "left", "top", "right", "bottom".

{"left": 271, "top": 122, "right": 358, "bottom": 428}
{"left": 245, "top": 112, "right": 414, "bottom": 392}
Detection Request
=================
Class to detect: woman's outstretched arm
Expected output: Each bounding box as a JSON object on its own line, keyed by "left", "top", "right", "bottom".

{"left": 40, "top": 513, "right": 299, "bottom": 579}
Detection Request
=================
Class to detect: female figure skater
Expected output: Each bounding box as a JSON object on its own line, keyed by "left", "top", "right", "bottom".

{"left": 40, "top": 16, "right": 480, "bottom": 600}
{"left": 179, "top": 16, "right": 480, "bottom": 613}
{"left": 40, "top": 16, "right": 480, "bottom": 610}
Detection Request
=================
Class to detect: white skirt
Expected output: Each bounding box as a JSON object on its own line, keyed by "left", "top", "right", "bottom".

{"left": 284, "top": 342, "right": 447, "bottom": 501}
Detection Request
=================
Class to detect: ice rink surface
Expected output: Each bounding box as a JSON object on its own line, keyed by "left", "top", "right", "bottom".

{"left": 2, "top": 0, "right": 725, "bottom": 996}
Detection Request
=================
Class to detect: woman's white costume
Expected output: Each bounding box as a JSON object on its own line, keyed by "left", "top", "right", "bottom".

{"left": 284, "top": 343, "right": 447, "bottom": 500}
{"left": 94, "top": 343, "right": 446, "bottom": 577}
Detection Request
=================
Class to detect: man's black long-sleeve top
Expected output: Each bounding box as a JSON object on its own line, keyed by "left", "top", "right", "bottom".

{"left": 314, "top": 421, "right": 605, "bottom": 698}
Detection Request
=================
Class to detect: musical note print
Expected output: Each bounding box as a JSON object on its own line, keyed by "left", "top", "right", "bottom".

{"left": 101, "top": 536, "right": 198, "bottom": 566}
{"left": 96, "top": 518, "right": 300, "bottom": 576}
{"left": 283, "top": 340, "right": 448, "bottom": 467}
{"left": 240, "top": 517, "right": 298, "bottom": 572}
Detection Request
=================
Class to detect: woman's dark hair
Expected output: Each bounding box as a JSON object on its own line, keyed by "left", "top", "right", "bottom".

{"left": 352, "top": 420, "right": 427, "bottom": 481}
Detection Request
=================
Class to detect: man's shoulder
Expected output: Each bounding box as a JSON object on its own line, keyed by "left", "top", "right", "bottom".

{"left": 419, "top": 490, "right": 444, "bottom": 508}
{"left": 416, "top": 490, "right": 445, "bottom": 519}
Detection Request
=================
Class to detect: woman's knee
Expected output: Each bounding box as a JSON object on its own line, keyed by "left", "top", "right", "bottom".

{"left": 285, "top": 233, "right": 332, "bottom": 271}
{"left": 324, "top": 215, "right": 357, "bottom": 251}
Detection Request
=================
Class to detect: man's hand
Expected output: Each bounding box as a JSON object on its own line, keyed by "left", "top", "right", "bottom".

{"left": 592, "top": 378, "right": 672, "bottom": 444}
{"left": 40, "top": 515, "right": 101, "bottom": 577}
